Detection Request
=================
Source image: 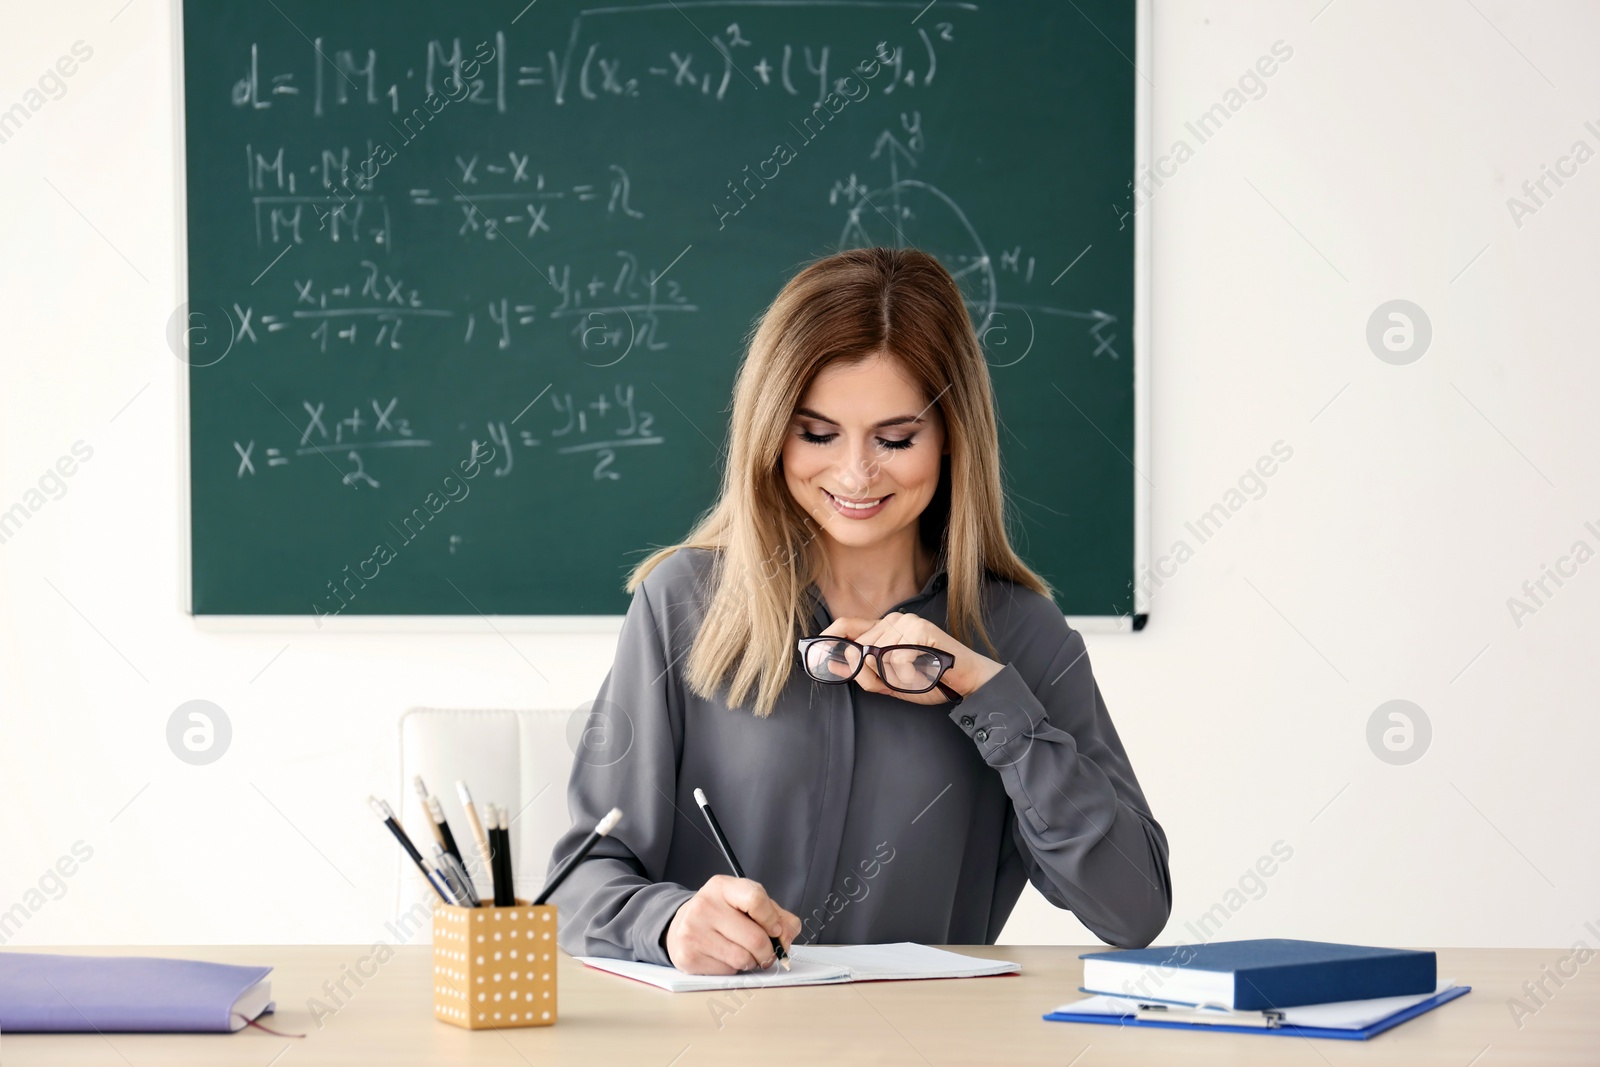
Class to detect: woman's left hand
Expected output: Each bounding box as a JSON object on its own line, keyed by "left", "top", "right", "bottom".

{"left": 818, "top": 612, "right": 1005, "bottom": 705}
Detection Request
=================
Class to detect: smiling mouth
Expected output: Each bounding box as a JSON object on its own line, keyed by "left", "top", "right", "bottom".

{"left": 825, "top": 489, "right": 890, "bottom": 511}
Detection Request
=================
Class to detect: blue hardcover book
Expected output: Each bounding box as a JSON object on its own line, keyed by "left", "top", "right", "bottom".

{"left": 0, "top": 953, "right": 274, "bottom": 1033}
{"left": 1079, "top": 939, "right": 1436, "bottom": 1011}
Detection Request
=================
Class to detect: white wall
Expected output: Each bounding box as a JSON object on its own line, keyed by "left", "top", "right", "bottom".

{"left": 2, "top": 0, "right": 1596, "bottom": 950}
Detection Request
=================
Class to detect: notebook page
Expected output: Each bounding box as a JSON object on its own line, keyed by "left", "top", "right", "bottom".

{"left": 791, "top": 943, "right": 1020, "bottom": 981}
{"left": 227, "top": 977, "right": 275, "bottom": 1031}
{"left": 577, "top": 955, "right": 851, "bottom": 992}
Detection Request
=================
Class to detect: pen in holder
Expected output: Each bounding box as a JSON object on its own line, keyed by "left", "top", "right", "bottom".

{"left": 432, "top": 901, "right": 557, "bottom": 1030}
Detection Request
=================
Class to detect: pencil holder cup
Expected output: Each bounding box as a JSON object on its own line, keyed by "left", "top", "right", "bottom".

{"left": 432, "top": 901, "right": 558, "bottom": 1030}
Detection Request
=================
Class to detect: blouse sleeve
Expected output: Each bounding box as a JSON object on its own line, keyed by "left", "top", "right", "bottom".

{"left": 544, "top": 579, "right": 696, "bottom": 964}
{"left": 947, "top": 628, "right": 1172, "bottom": 948}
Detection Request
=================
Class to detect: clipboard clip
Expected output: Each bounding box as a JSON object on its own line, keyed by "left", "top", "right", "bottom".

{"left": 1133, "top": 1002, "right": 1286, "bottom": 1029}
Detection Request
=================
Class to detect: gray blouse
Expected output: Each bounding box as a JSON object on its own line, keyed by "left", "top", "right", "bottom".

{"left": 545, "top": 546, "right": 1171, "bottom": 963}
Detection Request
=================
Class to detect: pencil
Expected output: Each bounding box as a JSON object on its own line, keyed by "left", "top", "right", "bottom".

{"left": 533, "top": 807, "right": 622, "bottom": 906}
{"left": 491, "top": 804, "right": 515, "bottom": 906}
{"left": 427, "top": 793, "right": 468, "bottom": 872}
{"left": 693, "top": 788, "right": 790, "bottom": 971}
{"left": 435, "top": 843, "right": 480, "bottom": 907}
{"left": 368, "top": 796, "right": 452, "bottom": 904}
{"left": 456, "top": 781, "right": 495, "bottom": 891}
{"left": 412, "top": 776, "right": 447, "bottom": 851}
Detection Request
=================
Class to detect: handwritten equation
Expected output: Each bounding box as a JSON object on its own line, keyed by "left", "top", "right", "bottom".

{"left": 219, "top": 251, "right": 694, "bottom": 356}
{"left": 229, "top": 17, "right": 958, "bottom": 114}
{"left": 247, "top": 144, "right": 645, "bottom": 249}
{"left": 233, "top": 385, "right": 662, "bottom": 489}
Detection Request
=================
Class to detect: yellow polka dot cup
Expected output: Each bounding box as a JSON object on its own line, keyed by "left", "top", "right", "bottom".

{"left": 432, "top": 901, "right": 557, "bottom": 1029}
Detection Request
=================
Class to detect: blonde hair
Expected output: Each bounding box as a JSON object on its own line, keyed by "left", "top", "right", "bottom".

{"left": 628, "top": 246, "right": 1052, "bottom": 717}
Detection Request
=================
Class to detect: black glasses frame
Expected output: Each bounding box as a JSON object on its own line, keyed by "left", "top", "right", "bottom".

{"left": 795, "top": 637, "right": 964, "bottom": 705}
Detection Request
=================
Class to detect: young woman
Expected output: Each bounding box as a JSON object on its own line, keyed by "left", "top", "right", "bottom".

{"left": 546, "top": 247, "right": 1170, "bottom": 974}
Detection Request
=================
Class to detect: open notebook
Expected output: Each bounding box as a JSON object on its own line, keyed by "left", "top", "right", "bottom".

{"left": 579, "top": 943, "right": 1019, "bottom": 992}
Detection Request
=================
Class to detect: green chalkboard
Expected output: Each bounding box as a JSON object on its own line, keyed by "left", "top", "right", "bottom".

{"left": 182, "top": 0, "right": 1141, "bottom": 618}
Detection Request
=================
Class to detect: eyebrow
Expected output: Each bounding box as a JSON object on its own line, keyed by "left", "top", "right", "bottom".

{"left": 793, "top": 406, "right": 925, "bottom": 429}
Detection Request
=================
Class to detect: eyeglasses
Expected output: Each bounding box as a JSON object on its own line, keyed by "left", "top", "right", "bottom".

{"left": 796, "top": 637, "right": 963, "bottom": 705}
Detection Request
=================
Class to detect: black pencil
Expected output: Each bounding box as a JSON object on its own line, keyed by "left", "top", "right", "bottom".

{"left": 506, "top": 806, "right": 519, "bottom": 905}
{"left": 489, "top": 805, "right": 513, "bottom": 907}
{"left": 438, "top": 816, "right": 465, "bottom": 872}
{"left": 368, "top": 796, "right": 452, "bottom": 904}
{"left": 414, "top": 776, "right": 473, "bottom": 884}
{"left": 534, "top": 807, "right": 622, "bottom": 906}
{"left": 693, "top": 788, "right": 790, "bottom": 971}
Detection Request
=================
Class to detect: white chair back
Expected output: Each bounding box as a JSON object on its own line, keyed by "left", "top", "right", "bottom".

{"left": 397, "top": 707, "right": 579, "bottom": 919}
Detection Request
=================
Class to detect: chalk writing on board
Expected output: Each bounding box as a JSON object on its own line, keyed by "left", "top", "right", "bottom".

{"left": 311, "top": 439, "right": 498, "bottom": 625}
{"left": 226, "top": 243, "right": 696, "bottom": 355}
{"left": 449, "top": 161, "right": 646, "bottom": 241}
{"left": 832, "top": 110, "right": 1122, "bottom": 362}
{"left": 470, "top": 384, "right": 662, "bottom": 483}
{"left": 224, "top": 8, "right": 970, "bottom": 115}
{"left": 235, "top": 385, "right": 661, "bottom": 487}
{"left": 251, "top": 193, "right": 393, "bottom": 248}
{"left": 241, "top": 39, "right": 500, "bottom": 246}
{"left": 247, "top": 142, "right": 647, "bottom": 249}
{"left": 712, "top": 39, "right": 894, "bottom": 231}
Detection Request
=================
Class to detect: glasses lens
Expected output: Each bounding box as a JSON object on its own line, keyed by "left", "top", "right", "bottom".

{"left": 879, "top": 647, "right": 943, "bottom": 692}
{"left": 804, "top": 639, "right": 862, "bottom": 682}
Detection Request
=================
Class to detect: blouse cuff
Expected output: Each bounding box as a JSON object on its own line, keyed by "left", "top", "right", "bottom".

{"left": 946, "top": 663, "right": 1045, "bottom": 764}
{"left": 634, "top": 883, "right": 698, "bottom": 966}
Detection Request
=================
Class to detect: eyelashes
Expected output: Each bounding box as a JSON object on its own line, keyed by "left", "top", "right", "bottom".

{"left": 798, "top": 430, "right": 915, "bottom": 451}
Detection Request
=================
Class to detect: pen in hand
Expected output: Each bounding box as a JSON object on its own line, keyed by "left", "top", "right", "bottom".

{"left": 693, "top": 788, "right": 790, "bottom": 972}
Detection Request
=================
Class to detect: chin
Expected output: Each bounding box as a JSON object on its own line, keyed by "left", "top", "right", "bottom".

{"left": 818, "top": 513, "right": 916, "bottom": 552}
{"left": 819, "top": 527, "right": 885, "bottom": 549}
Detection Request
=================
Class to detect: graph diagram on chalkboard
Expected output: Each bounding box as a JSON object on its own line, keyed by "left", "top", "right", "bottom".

{"left": 180, "top": 0, "right": 1146, "bottom": 621}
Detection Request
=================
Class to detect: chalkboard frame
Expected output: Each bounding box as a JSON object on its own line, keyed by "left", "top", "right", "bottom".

{"left": 172, "top": 0, "right": 1152, "bottom": 634}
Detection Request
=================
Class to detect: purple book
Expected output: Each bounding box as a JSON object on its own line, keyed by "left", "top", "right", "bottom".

{"left": 0, "top": 953, "right": 273, "bottom": 1033}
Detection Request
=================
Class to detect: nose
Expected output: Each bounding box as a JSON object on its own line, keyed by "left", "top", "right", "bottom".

{"left": 835, "top": 436, "right": 878, "bottom": 495}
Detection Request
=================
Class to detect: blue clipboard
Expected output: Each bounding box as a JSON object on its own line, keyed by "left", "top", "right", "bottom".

{"left": 1043, "top": 984, "right": 1471, "bottom": 1040}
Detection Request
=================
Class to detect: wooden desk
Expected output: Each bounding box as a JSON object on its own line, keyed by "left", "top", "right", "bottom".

{"left": 3, "top": 946, "right": 1595, "bottom": 1065}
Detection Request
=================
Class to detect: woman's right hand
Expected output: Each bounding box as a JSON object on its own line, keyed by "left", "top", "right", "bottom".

{"left": 664, "top": 874, "right": 802, "bottom": 974}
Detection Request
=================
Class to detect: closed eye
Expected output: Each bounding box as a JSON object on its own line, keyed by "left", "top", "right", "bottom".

{"left": 798, "top": 430, "right": 916, "bottom": 450}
